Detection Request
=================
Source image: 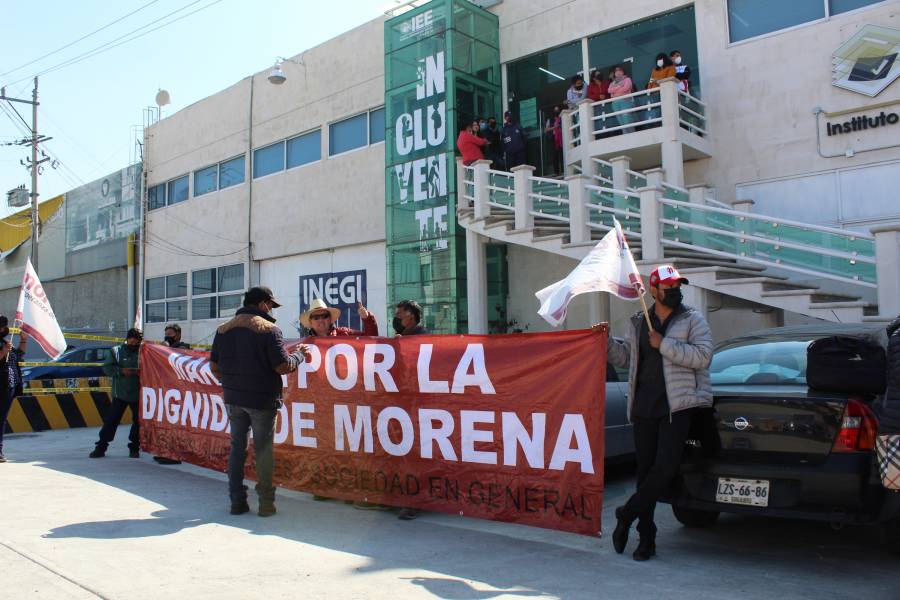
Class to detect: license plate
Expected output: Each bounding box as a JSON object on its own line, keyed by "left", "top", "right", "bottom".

{"left": 715, "top": 477, "right": 770, "bottom": 507}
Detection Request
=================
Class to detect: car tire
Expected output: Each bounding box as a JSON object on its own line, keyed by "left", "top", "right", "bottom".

{"left": 671, "top": 504, "right": 720, "bottom": 528}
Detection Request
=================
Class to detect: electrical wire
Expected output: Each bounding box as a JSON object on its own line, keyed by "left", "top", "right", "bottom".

{"left": 6, "top": 0, "right": 227, "bottom": 87}
{"left": 0, "top": 0, "right": 162, "bottom": 79}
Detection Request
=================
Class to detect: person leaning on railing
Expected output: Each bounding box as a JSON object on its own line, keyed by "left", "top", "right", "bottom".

{"left": 608, "top": 66, "right": 635, "bottom": 134}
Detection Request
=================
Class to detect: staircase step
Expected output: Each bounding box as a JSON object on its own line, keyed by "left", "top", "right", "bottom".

{"left": 760, "top": 289, "right": 821, "bottom": 298}
{"left": 532, "top": 232, "right": 568, "bottom": 243}
{"left": 715, "top": 276, "right": 790, "bottom": 286}
{"left": 807, "top": 300, "right": 871, "bottom": 309}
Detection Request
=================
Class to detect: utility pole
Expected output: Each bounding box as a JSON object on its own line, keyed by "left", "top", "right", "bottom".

{"left": 30, "top": 76, "right": 39, "bottom": 272}
{"left": 1, "top": 76, "right": 51, "bottom": 275}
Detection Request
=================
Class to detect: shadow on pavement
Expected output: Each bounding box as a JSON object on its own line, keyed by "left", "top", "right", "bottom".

{"left": 29, "top": 435, "right": 898, "bottom": 600}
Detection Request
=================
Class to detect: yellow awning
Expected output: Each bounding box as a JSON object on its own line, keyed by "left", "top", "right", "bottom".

{"left": 0, "top": 194, "right": 64, "bottom": 252}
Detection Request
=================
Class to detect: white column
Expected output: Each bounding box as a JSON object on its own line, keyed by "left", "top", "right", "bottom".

{"left": 512, "top": 164, "right": 535, "bottom": 230}
{"left": 658, "top": 78, "right": 684, "bottom": 187}
{"left": 687, "top": 184, "right": 710, "bottom": 206}
{"left": 472, "top": 159, "right": 492, "bottom": 220}
{"left": 561, "top": 107, "right": 575, "bottom": 174}
{"left": 566, "top": 174, "right": 591, "bottom": 245}
{"left": 871, "top": 224, "right": 900, "bottom": 318}
{"left": 610, "top": 155, "right": 631, "bottom": 191}
{"left": 644, "top": 167, "right": 665, "bottom": 187}
{"left": 577, "top": 97, "right": 594, "bottom": 159}
{"left": 732, "top": 199, "right": 755, "bottom": 213}
{"left": 501, "top": 63, "right": 509, "bottom": 116}
{"left": 466, "top": 228, "right": 488, "bottom": 334}
{"left": 581, "top": 37, "right": 590, "bottom": 83}
{"left": 456, "top": 157, "right": 469, "bottom": 209}
{"left": 638, "top": 185, "right": 663, "bottom": 261}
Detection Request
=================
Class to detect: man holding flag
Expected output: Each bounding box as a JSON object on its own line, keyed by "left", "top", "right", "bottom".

{"left": 536, "top": 221, "right": 713, "bottom": 561}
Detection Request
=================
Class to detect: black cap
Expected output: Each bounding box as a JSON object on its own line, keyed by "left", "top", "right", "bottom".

{"left": 244, "top": 286, "right": 281, "bottom": 308}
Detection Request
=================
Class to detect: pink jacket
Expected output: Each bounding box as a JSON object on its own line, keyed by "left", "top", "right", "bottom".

{"left": 608, "top": 77, "right": 633, "bottom": 98}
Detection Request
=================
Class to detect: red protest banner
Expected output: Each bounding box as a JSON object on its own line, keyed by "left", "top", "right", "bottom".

{"left": 139, "top": 327, "right": 607, "bottom": 536}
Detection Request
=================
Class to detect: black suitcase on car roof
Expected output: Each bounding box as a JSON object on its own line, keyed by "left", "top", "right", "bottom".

{"left": 807, "top": 335, "right": 886, "bottom": 395}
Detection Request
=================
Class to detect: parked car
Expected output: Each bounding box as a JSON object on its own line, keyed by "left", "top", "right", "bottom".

{"left": 20, "top": 345, "right": 113, "bottom": 381}
{"left": 605, "top": 361, "right": 634, "bottom": 460}
{"left": 663, "top": 324, "right": 900, "bottom": 546}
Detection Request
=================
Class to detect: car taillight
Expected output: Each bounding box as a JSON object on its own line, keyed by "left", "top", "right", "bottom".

{"left": 832, "top": 398, "right": 878, "bottom": 452}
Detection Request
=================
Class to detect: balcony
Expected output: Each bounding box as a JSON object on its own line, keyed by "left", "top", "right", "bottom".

{"left": 561, "top": 78, "right": 710, "bottom": 185}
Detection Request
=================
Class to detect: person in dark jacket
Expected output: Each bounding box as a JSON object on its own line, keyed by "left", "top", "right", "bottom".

{"left": 881, "top": 315, "right": 900, "bottom": 434}
{"left": 501, "top": 111, "right": 527, "bottom": 170}
{"left": 210, "top": 286, "right": 308, "bottom": 517}
{"left": 90, "top": 329, "right": 143, "bottom": 459}
{"left": 482, "top": 116, "right": 504, "bottom": 170}
{"left": 153, "top": 323, "right": 191, "bottom": 465}
{"left": 0, "top": 316, "right": 26, "bottom": 463}
{"left": 394, "top": 299, "right": 428, "bottom": 520}
{"left": 300, "top": 299, "right": 378, "bottom": 338}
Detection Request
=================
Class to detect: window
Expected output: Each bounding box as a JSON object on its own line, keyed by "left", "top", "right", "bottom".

{"left": 145, "top": 272, "right": 187, "bottom": 323}
{"left": 369, "top": 107, "right": 385, "bottom": 144}
{"left": 219, "top": 294, "right": 242, "bottom": 318}
{"left": 148, "top": 184, "right": 166, "bottom": 211}
{"left": 167, "top": 175, "right": 189, "bottom": 205}
{"left": 190, "top": 264, "right": 245, "bottom": 320}
{"left": 329, "top": 113, "right": 368, "bottom": 156}
{"left": 253, "top": 142, "right": 285, "bottom": 178}
{"left": 727, "top": 0, "right": 885, "bottom": 42}
{"left": 219, "top": 155, "right": 245, "bottom": 189}
{"left": 194, "top": 165, "right": 218, "bottom": 196}
{"left": 829, "top": 0, "right": 883, "bottom": 14}
{"left": 286, "top": 129, "right": 321, "bottom": 169}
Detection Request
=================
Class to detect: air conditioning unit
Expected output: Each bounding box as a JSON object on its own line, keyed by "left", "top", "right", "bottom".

{"left": 6, "top": 185, "right": 29, "bottom": 208}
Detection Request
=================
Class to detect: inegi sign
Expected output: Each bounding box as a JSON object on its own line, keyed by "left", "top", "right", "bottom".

{"left": 299, "top": 270, "right": 367, "bottom": 331}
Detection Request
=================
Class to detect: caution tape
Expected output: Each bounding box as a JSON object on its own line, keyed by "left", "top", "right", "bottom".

{"left": 21, "top": 361, "right": 104, "bottom": 367}
{"left": 9, "top": 327, "right": 212, "bottom": 349}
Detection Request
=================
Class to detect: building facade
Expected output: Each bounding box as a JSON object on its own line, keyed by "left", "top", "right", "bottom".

{"left": 142, "top": 0, "right": 900, "bottom": 345}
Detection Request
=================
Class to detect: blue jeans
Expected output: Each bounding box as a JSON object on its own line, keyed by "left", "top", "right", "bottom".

{"left": 227, "top": 404, "right": 277, "bottom": 503}
{"left": 0, "top": 388, "right": 16, "bottom": 453}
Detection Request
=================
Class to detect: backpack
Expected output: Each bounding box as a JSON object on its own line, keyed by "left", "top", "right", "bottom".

{"left": 806, "top": 335, "right": 886, "bottom": 395}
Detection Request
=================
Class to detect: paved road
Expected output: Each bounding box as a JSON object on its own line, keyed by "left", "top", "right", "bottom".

{"left": 1, "top": 429, "right": 896, "bottom": 599}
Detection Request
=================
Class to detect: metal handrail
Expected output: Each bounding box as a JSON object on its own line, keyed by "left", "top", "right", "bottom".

{"left": 677, "top": 90, "right": 706, "bottom": 108}
{"left": 662, "top": 239, "right": 877, "bottom": 288}
{"left": 658, "top": 217, "right": 876, "bottom": 264}
{"left": 529, "top": 192, "right": 571, "bottom": 204}
{"left": 529, "top": 175, "right": 569, "bottom": 187}
{"left": 658, "top": 197, "right": 876, "bottom": 242}
{"left": 589, "top": 86, "right": 660, "bottom": 109}
{"left": 591, "top": 101, "right": 661, "bottom": 122}
{"left": 528, "top": 211, "right": 569, "bottom": 223}
{"left": 585, "top": 184, "right": 641, "bottom": 199}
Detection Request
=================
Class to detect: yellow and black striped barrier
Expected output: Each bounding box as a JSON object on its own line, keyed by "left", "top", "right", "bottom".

{"left": 3, "top": 377, "right": 126, "bottom": 434}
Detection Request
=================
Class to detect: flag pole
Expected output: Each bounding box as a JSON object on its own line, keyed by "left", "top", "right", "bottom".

{"left": 637, "top": 286, "right": 654, "bottom": 332}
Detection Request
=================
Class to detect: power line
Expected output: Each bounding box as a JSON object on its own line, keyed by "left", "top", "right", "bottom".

{"left": 0, "top": 0, "right": 162, "bottom": 79}
{"left": 7, "top": 0, "right": 227, "bottom": 87}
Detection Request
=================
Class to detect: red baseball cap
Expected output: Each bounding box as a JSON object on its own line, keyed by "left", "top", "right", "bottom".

{"left": 649, "top": 265, "right": 689, "bottom": 287}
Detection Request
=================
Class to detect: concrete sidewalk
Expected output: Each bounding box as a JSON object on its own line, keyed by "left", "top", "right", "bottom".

{"left": 0, "top": 428, "right": 895, "bottom": 599}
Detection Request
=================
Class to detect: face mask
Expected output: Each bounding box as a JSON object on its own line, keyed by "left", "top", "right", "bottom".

{"left": 392, "top": 317, "right": 405, "bottom": 335}
{"left": 125, "top": 344, "right": 139, "bottom": 353}
{"left": 657, "top": 60, "right": 664, "bottom": 68}
{"left": 479, "top": 122, "right": 487, "bottom": 131}
{"left": 660, "top": 287, "right": 683, "bottom": 309}
{"left": 164, "top": 336, "right": 175, "bottom": 346}
{"left": 674, "top": 56, "right": 682, "bottom": 65}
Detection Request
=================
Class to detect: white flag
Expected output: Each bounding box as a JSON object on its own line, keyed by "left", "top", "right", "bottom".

{"left": 535, "top": 219, "right": 644, "bottom": 327}
{"left": 15, "top": 258, "right": 67, "bottom": 359}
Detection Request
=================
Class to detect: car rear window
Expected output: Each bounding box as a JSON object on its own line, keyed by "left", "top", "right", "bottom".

{"left": 710, "top": 340, "right": 811, "bottom": 385}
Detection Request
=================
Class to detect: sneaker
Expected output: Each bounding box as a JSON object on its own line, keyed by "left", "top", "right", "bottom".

{"left": 89, "top": 448, "right": 106, "bottom": 458}
{"left": 129, "top": 448, "right": 140, "bottom": 459}
{"left": 230, "top": 500, "right": 250, "bottom": 515}
{"left": 397, "top": 508, "right": 420, "bottom": 520}
{"left": 0, "top": 453, "right": 7, "bottom": 463}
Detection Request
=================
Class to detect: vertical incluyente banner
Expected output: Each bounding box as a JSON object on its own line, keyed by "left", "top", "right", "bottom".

{"left": 140, "top": 329, "right": 608, "bottom": 536}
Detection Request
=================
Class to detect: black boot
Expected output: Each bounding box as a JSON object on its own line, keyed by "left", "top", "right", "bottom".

{"left": 612, "top": 506, "right": 633, "bottom": 554}
{"left": 230, "top": 485, "right": 249, "bottom": 515}
{"left": 633, "top": 522, "right": 657, "bottom": 561}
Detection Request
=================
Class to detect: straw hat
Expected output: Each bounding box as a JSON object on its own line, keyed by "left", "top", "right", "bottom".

{"left": 299, "top": 298, "right": 341, "bottom": 328}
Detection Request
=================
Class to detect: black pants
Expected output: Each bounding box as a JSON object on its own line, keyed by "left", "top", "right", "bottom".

{"left": 621, "top": 410, "right": 695, "bottom": 534}
{"left": 96, "top": 397, "right": 139, "bottom": 451}
{"left": 506, "top": 150, "right": 526, "bottom": 170}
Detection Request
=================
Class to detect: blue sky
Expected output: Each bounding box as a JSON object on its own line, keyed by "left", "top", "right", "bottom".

{"left": 0, "top": 0, "right": 395, "bottom": 218}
